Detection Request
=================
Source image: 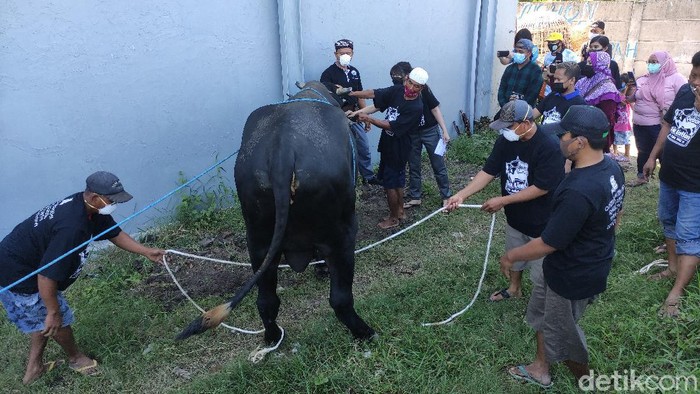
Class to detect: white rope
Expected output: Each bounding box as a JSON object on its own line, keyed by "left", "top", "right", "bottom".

{"left": 162, "top": 203, "right": 490, "bottom": 339}
{"left": 248, "top": 325, "right": 285, "bottom": 363}
{"left": 422, "top": 210, "right": 497, "bottom": 326}
{"left": 161, "top": 256, "right": 264, "bottom": 334}
{"left": 636, "top": 259, "right": 669, "bottom": 274}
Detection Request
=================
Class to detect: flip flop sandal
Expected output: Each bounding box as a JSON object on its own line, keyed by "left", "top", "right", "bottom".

{"left": 45, "top": 359, "right": 66, "bottom": 372}
{"left": 508, "top": 365, "right": 553, "bottom": 389}
{"left": 70, "top": 359, "right": 100, "bottom": 376}
{"left": 488, "top": 288, "right": 514, "bottom": 302}
{"left": 377, "top": 218, "right": 399, "bottom": 229}
{"left": 402, "top": 200, "right": 421, "bottom": 209}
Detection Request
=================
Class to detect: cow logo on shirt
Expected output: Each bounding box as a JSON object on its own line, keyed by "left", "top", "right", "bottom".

{"left": 385, "top": 107, "right": 400, "bottom": 122}
{"left": 542, "top": 107, "right": 562, "bottom": 125}
{"left": 504, "top": 156, "right": 529, "bottom": 194}
{"left": 668, "top": 107, "right": 700, "bottom": 147}
{"left": 419, "top": 115, "right": 425, "bottom": 127}
{"left": 610, "top": 175, "right": 618, "bottom": 193}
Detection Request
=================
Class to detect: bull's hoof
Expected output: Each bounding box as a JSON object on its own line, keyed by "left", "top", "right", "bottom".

{"left": 352, "top": 327, "right": 377, "bottom": 342}
{"left": 313, "top": 264, "right": 329, "bottom": 280}
{"left": 264, "top": 324, "right": 283, "bottom": 345}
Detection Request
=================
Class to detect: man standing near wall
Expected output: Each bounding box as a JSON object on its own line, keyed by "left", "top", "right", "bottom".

{"left": 497, "top": 39, "right": 544, "bottom": 110}
{"left": 0, "top": 171, "right": 165, "bottom": 384}
{"left": 320, "top": 39, "right": 379, "bottom": 185}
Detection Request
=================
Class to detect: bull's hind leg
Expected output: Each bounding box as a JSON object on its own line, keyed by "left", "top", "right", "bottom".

{"left": 326, "top": 242, "right": 376, "bottom": 340}
{"left": 254, "top": 256, "right": 283, "bottom": 345}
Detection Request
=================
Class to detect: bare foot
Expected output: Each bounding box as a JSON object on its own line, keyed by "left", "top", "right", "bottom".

{"left": 659, "top": 298, "right": 680, "bottom": 318}
{"left": 648, "top": 269, "right": 676, "bottom": 281}
{"left": 22, "top": 363, "right": 46, "bottom": 385}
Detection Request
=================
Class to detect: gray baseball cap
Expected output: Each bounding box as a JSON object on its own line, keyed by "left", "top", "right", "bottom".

{"left": 540, "top": 105, "right": 610, "bottom": 141}
{"left": 85, "top": 171, "right": 133, "bottom": 203}
{"left": 490, "top": 100, "right": 534, "bottom": 130}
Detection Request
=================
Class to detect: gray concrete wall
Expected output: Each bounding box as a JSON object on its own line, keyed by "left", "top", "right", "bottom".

{"left": 0, "top": 1, "right": 283, "bottom": 237}
{"left": 300, "top": 0, "right": 475, "bottom": 153}
{"left": 0, "top": 0, "right": 506, "bottom": 238}
{"left": 517, "top": 0, "right": 700, "bottom": 79}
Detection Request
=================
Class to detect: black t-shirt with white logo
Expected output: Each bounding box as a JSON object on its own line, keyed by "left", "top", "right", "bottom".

{"left": 660, "top": 84, "right": 700, "bottom": 192}
{"left": 542, "top": 156, "right": 625, "bottom": 300}
{"left": 320, "top": 64, "right": 363, "bottom": 109}
{"left": 418, "top": 86, "right": 440, "bottom": 131}
{"left": 482, "top": 128, "right": 565, "bottom": 237}
{"left": 536, "top": 90, "right": 587, "bottom": 125}
{"left": 372, "top": 85, "right": 424, "bottom": 169}
{"left": 0, "top": 192, "right": 121, "bottom": 294}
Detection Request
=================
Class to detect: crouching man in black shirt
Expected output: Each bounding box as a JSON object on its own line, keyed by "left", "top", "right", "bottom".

{"left": 499, "top": 106, "right": 625, "bottom": 389}
{"left": 0, "top": 171, "right": 165, "bottom": 384}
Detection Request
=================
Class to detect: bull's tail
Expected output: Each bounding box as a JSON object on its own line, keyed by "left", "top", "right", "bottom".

{"left": 176, "top": 152, "right": 294, "bottom": 340}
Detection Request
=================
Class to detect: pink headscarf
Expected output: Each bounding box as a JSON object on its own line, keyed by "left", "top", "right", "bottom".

{"left": 638, "top": 51, "right": 679, "bottom": 107}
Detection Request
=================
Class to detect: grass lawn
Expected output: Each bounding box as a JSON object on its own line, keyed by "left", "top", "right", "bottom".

{"left": 1, "top": 130, "right": 698, "bottom": 393}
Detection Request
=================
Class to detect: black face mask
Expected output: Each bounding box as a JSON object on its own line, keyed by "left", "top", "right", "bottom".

{"left": 548, "top": 43, "right": 559, "bottom": 53}
{"left": 580, "top": 64, "right": 595, "bottom": 78}
{"left": 392, "top": 77, "right": 404, "bottom": 86}
{"left": 553, "top": 82, "right": 567, "bottom": 94}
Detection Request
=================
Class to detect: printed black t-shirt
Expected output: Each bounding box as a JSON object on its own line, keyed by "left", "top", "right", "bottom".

{"left": 660, "top": 84, "right": 700, "bottom": 192}
{"left": 372, "top": 85, "right": 424, "bottom": 169}
{"left": 418, "top": 86, "right": 440, "bottom": 131}
{"left": 320, "top": 63, "right": 363, "bottom": 109}
{"left": 541, "top": 156, "right": 625, "bottom": 300}
{"left": 482, "top": 128, "right": 565, "bottom": 237}
{"left": 0, "top": 192, "right": 122, "bottom": 294}
{"left": 536, "top": 90, "right": 587, "bottom": 125}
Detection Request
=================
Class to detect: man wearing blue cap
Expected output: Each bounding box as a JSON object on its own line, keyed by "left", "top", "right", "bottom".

{"left": 0, "top": 171, "right": 164, "bottom": 384}
{"left": 497, "top": 39, "right": 544, "bottom": 109}
{"left": 499, "top": 105, "right": 625, "bottom": 388}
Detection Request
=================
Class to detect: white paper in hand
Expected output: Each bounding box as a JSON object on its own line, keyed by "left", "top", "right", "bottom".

{"left": 434, "top": 139, "right": 447, "bottom": 156}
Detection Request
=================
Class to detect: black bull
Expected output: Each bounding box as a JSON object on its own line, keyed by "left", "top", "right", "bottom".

{"left": 177, "top": 82, "right": 376, "bottom": 343}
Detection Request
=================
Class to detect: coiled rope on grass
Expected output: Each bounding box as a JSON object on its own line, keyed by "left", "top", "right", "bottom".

{"left": 163, "top": 204, "right": 496, "bottom": 340}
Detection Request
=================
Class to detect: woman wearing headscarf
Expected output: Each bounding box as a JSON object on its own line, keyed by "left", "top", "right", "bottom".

{"left": 576, "top": 51, "right": 621, "bottom": 153}
{"left": 625, "top": 51, "right": 687, "bottom": 186}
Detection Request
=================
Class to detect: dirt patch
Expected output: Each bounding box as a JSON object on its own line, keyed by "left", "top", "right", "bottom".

{"left": 134, "top": 157, "right": 480, "bottom": 307}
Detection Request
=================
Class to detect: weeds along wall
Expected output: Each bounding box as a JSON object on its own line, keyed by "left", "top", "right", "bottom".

{"left": 0, "top": 0, "right": 504, "bottom": 238}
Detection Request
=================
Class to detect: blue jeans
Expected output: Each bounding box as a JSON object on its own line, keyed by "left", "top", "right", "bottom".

{"left": 658, "top": 181, "right": 700, "bottom": 257}
{"left": 407, "top": 125, "right": 451, "bottom": 199}
{"left": 633, "top": 124, "right": 661, "bottom": 178}
{"left": 350, "top": 122, "right": 375, "bottom": 181}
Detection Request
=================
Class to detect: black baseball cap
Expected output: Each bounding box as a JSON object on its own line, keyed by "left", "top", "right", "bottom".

{"left": 591, "top": 21, "right": 605, "bottom": 30}
{"left": 85, "top": 171, "right": 133, "bottom": 203}
{"left": 490, "top": 100, "right": 534, "bottom": 130}
{"left": 540, "top": 105, "right": 610, "bottom": 141}
{"left": 334, "top": 39, "right": 353, "bottom": 51}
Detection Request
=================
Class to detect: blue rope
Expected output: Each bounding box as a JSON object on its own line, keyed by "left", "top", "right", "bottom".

{"left": 0, "top": 150, "right": 239, "bottom": 295}
{"left": 277, "top": 87, "right": 332, "bottom": 106}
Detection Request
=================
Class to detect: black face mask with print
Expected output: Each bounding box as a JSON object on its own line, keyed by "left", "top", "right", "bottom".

{"left": 580, "top": 64, "right": 595, "bottom": 78}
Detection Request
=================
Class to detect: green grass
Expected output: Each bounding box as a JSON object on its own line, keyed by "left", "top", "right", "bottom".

{"left": 1, "top": 133, "right": 699, "bottom": 393}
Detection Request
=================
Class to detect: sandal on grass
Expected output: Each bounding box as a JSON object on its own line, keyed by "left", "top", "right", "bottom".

{"left": 45, "top": 359, "right": 65, "bottom": 372}
{"left": 488, "top": 288, "right": 520, "bottom": 302}
{"left": 70, "top": 359, "right": 100, "bottom": 376}
{"left": 377, "top": 218, "right": 399, "bottom": 229}
{"left": 508, "top": 365, "right": 553, "bottom": 389}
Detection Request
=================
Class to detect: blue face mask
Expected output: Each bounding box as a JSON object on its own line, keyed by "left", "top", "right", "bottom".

{"left": 512, "top": 53, "right": 527, "bottom": 64}
{"left": 647, "top": 63, "right": 661, "bottom": 74}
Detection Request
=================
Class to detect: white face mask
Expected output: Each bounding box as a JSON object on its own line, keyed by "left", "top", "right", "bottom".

{"left": 588, "top": 32, "right": 600, "bottom": 40}
{"left": 97, "top": 197, "right": 117, "bottom": 215}
{"left": 338, "top": 54, "right": 352, "bottom": 67}
{"left": 501, "top": 127, "right": 521, "bottom": 142}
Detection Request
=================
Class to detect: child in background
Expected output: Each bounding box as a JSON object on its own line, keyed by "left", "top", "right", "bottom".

{"left": 613, "top": 73, "right": 633, "bottom": 162}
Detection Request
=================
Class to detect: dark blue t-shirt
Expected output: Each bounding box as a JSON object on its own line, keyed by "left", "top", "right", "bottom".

{"left": 0, "top": 192, "right": 121, "bottom": 294}
{"left": 482, "top": 128, "right": 565, "bottom": 237}
{"left": 373, "top": 85, "right": 423, "bottom": 169}
{"left": 542, "top": 156, "right": 625, "bottom": 300}
{"left": 660, "top": 84, "right": 700, "bottom": 192}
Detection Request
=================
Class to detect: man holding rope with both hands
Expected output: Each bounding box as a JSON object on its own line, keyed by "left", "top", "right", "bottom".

{"left": 0, "top": 171, "right": 164, "bottom": 384}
